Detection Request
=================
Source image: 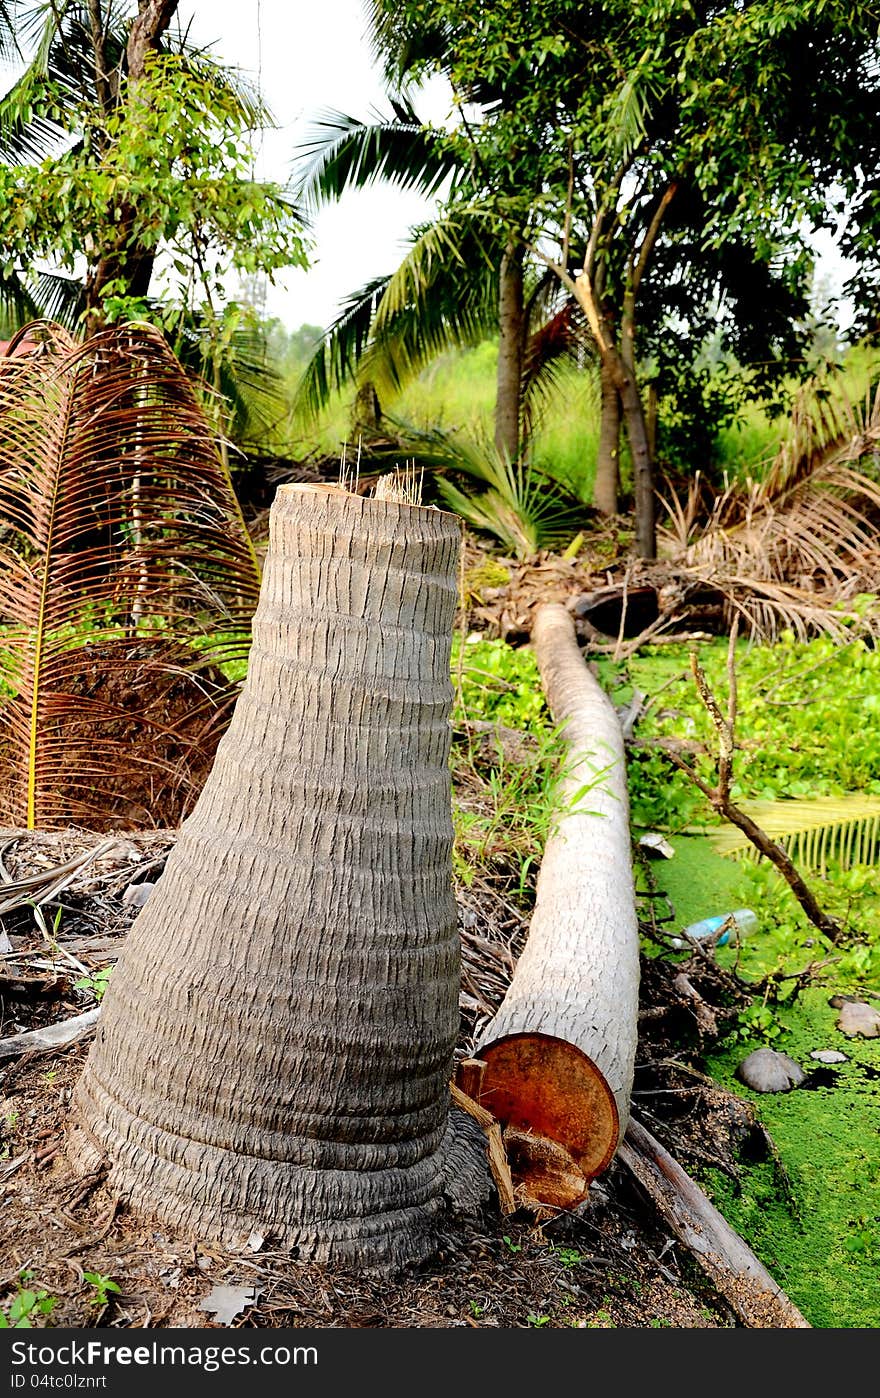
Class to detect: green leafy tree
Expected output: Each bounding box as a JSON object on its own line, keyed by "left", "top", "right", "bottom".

{"left": 0, "top": 2, "right": 307, "bottom": 337}
{"left": 376, "top": 0, "right": 880, "bottom": 558}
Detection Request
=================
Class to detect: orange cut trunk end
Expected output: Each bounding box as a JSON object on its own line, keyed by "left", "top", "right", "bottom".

{"left": 459, "top": 1031, "right": 619, "bottom": 1209}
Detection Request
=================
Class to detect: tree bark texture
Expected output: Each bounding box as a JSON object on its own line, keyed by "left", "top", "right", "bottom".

{"left": 127, "top": 0, "right": 180, "bottom": 80}
{"left": 70, "top": 484, "right": 464, "bottom": 1266}
{"left": 472, "top": 603, "right": 639, "bottom": 1206}
{"left": 571, "top": 271, "right": 656, "bottom": 558}
{"left": 611, "top": 351, "right": 655, "bottom": 560}
{"left": 594, "top": 358, "right": 621, "bottom": 515}
{"left": 494, "top": 242, "right": 525, "bottom": 462}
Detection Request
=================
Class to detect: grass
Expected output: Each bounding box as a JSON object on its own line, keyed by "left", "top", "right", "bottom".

{"left": 283, "top": 343, "right": 610, "bottom": 504}
{"left": 279, "top": 334, "right": 880, "bottom": 509}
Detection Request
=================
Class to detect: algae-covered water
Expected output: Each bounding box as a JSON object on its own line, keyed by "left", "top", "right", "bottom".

{"left": 706, "top": 990, "right": 880, "bottom": 1328}
{"left": 639, "top": 835, "right": 880, "bottom": 1329}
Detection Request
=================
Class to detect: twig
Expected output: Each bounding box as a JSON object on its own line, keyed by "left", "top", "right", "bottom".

{"left": 612, "top": 563, "right": 632, "bottom": 663}
{"left": 0, "top": 1009, "right": 100, "bottom": 1062}
{"left": 668, "top": 639, "right": 843, "bottom": 942}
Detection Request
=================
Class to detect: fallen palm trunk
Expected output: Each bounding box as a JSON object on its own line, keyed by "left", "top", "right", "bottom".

{"left": 69, "top": 483, "right": 469, "bottom": 1267}
{"left": 620, "top": 1118, "right": 810, "bottom": 1328}
{"left": 467, "top": 602, "right": 640, "bottom": 1206}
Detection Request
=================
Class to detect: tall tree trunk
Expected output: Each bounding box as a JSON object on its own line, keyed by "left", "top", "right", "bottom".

{"left": 84, "top": 0, "right": 179, "bottom": 331}
{"left": 571, "top": 281, "right": 656, "bottom": 559}
{"left": 594, "top": 358, "right": 621, "bottom": 515}
{"left": 616, "top": 287, "right": 655, "bottom": 558}
{"left": 645, "top": 382, "right": 658, "bottom": 464}
{"left": 618, "top": 365, "right": 656, "bottom": 560}
{"left": 494, "top": 242, "right": 524, "bottom": 461}
{"left": 69, "top": 484, "right": 466, "bottom": 1267}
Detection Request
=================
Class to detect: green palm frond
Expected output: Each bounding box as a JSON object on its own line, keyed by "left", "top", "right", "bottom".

{"left": 172, "top": 314, "right": 287, "bottom": 448}
{"left": 0, "top": 319, "right": 261, "bottom": 830}
{"left": 1, "top": 267, "right": 83, "bottom": 334}
{"left": 0, "top": 0, "right": 21, "bottom": 62}
{"left": 0, "top": 1, "right": 80, "bottom": 161}
{"left": 296, "top": 105, "right": 458, "bottom": 207}
{"left": 293, "top": 210, "right": 500, "bottom": 420}
{"left": 361, "top": 213, "right": 499, "bottom": 397}
{"left": 31, "top": 269, "right": 84, "bottom": 328}
{"left": 378, "top": 422, "right": 584, "bottom": 558}
{"left": 0, "top": 266, "right": 40, "bottom": 329}
{"left": 292, "top": 275, "right": 391, "bottom": 422}
{"left": 708, "top": 796, "right": 880, "bottom": 875}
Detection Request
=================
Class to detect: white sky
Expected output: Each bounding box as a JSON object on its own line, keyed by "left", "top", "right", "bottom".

{"left": 176, "top": 0, "right": 451, "bottom": 330}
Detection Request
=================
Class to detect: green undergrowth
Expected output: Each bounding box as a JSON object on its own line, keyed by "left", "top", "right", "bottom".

{"left": 450, "top": 633, "right": 563, "bottom": 896}
{"left": 601, "top": 627, "right": 880, "bottom": 832}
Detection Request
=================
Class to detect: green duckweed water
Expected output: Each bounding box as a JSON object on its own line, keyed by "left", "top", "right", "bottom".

{"left": 641, "top": 834, "right": 880, "bottom": 1329}
{"left": 704, "top": 990, "right": 880, "bottom": 1329}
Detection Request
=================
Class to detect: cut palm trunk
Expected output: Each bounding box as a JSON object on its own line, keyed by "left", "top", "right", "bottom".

{"left": 69, "top": 483, "right": 464, "bottom": 1267}
{"left": 468, "top": 602, "right": 639, "bottom": 1207}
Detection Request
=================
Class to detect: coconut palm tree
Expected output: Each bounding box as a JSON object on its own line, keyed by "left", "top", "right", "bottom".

{"left": 70, "top": 482, "right": 470, "bottom": 1266}
{"left": 293, "top": 103, "right": 594, "bottom": 473}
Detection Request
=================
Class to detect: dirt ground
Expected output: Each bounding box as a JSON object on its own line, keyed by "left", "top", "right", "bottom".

{"left": 0, "top": 829, "right": 768, "bottom": 1330}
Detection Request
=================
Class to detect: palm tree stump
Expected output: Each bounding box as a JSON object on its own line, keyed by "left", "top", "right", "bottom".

{"left": 69, "top": 483, "right": 464, "bottom": 1267}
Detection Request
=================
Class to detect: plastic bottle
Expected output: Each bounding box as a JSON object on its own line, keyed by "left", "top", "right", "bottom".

{"left": 671, "top": 908, "right": 758, "bottom": 949}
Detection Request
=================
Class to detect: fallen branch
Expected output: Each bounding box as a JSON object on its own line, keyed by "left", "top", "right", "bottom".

{"left": 619, "top": 1117, "right": 810, "bottom": 1328}
{"left": 0, "top": 839, "right": 120, "bottom": 917}
{"left": 0, "top": 1009, "right": 100, "bottom": 1062}
{"left": 662, "top": 623, "right": 842, "bottom": 941}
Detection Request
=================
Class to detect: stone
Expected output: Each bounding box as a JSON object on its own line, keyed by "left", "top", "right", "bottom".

{"left": 837, "top": 1001, "right": 880, "bottom": 1039}
{"left": 736, "top": 1048, "right": 806, "bottom": 1093}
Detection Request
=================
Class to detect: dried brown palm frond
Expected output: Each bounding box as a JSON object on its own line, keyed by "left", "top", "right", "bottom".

{"left": 0, "top": 320, "right": 262, "bottom": 831}
{"left": 656, "top": 365, "right": 880, "bottom": 639}
{"left": 762, "top": 368, "right": 880, "bottom": 499}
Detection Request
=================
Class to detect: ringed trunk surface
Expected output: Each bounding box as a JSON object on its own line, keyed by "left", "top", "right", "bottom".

{"left": 594, "top": 359, "right": 621, "bottom": 515}
{"left": 494, "top": 242, "right": 525, "bottom": 462}
{"left": 471, "top": 603, "right": 639, "bottom": 1207}
{"left": 70, "top": 484, "right": 462, "bottom": 1266}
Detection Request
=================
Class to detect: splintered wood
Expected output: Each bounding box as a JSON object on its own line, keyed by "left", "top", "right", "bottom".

{"left": 450, "top": 1079, "right": 516, "bottom": 1216}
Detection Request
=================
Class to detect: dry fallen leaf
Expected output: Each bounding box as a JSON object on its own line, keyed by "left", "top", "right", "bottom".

{"left": 198, "top": 1285, "right": 259, "bottom": 1325}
